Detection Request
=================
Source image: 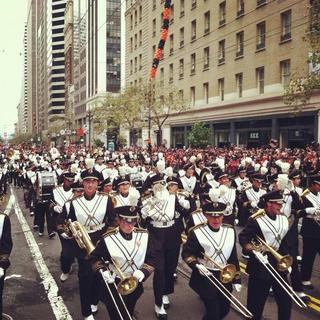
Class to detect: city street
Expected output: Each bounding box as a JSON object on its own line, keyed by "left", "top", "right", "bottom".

{"left": 2, "top": 186, "right": 320, "bottom": 320}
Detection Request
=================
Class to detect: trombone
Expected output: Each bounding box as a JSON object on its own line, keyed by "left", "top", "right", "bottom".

{"left": 110, "top": 258, "right": 138, "bottom": 296}
{"left": 67, "top": 220, "right": 133, "bottom": 320}
{"left": 251, "top": 236, "right": 307, "bottom": 309}
{"left": 181, "top": 235, "right": 253, "bottom": 318}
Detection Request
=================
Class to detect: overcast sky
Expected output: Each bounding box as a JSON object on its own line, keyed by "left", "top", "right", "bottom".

{"left": 0, "top": 0, "right": 28, "bottom": 136}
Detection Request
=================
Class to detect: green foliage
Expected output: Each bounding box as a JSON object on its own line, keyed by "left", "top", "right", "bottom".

{"left": 283, "top": 2, "right": 320, "bottom": 111}
{"left": 187, "top": 122, "right": 211, "bottom": 148}
{"left": 117, "top": 135, "right": 127, "bottom": 148}
{"left": 9, "top": 133, "right": 34, "bottom": 144}
{"left": 94, "top": 138, "right": 104, "bottom": 148}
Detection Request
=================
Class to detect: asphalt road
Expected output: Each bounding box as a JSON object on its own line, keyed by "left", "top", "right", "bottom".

{"left": 2, "top": 187, "right": 320, "bottom": 320}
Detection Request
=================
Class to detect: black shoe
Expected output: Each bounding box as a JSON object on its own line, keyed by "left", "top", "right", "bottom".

{"left": 302, "top": 282, "right": 314, "bottom": 290}
{"left": 49, "top": 231, "right": 56, "bottom": 239}
{"left": 33, "top": 225, "right": 39, "bottom": 231}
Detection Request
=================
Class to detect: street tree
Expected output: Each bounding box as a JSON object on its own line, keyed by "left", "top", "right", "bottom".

{"left": 187, "top": 122, "right": 211, "bottom": 148}
{"left": 139, "top": 80, "right": 189, "bottom": 146}
{"left": 283, "top": 1, "right": 320, "bottom": 111}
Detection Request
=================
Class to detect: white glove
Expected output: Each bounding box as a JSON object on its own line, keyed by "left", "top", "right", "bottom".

{"left": 254, "top": 251, "right": 269, "bottom": 264}
{"left": 196, "top": 264, "right": 211, "bottom": 277}
{"left": 306, "top": 207, "right": 317, "bottom": 215}
{"left": 233, "top": 284, "right": 242, "bottom": 292}
{"left": 101, "top": 269, "right": 115, "bottom": 284}
{"left": 133, "top": 269, "right": 145, "bottom": 282}
{"left": 250, "top": 200, "right": 257, "bottom": 208}
{"left": 0, "top": 268, "right": 4, "bottom": 278}
{"left": 54, "top": 205, "right": 63, "bottom": 213}
{"left": 61, "top": 232, "right": 72, "bottom": 240}
{"left": 287, "top": 266, "right": 292, "bottom": 274}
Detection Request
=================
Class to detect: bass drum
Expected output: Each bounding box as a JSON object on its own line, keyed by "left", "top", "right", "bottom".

{"left": 37, "top": 171, "right": 57, "bottom": 202}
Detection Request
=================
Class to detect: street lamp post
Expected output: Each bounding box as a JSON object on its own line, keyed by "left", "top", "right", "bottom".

{"left": 86, "top": 109, "right": 93, "bottom": 149}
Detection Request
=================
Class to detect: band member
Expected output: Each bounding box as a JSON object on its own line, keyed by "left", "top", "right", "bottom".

{"left": 57, "top": 169, "right": 115, "bottom": 320}
{"left": 239, "top": 173, "right": 266, "bottom": 226}
{"left": 299, "top": 173, "right": 320, "bottom": 290}
{"left": 140, "top": 174, "right": 193, "bottom": 319}
{"left": 52, "top": 172, "right": 77, "bottom": 282}
{"left": 231, "top": 166, "right": 249, "bottom": 192}
{"left": 90, "top": 204, "right": 155, "bottom": 319}
{"left": 239, "top": 190, "right": 292, "bottom": 320}
{"left": 0, "top": 212, "right": 12, "bottom": 317}
{"left": 179, "top": 163, "right": 200, "bottom": 196}
{"left": 113, "top": 176, "right": 140, "bottom": 208}
{"left": 182, "top": 198, "right": 241, "bottom": 320}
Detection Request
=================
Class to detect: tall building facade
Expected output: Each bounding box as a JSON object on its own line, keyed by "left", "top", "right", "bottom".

{"left": 125, "top": 0, "right": 319, "bottom": 148}
{"left": 47, "top": 0, "right": 66, "bottom": 128}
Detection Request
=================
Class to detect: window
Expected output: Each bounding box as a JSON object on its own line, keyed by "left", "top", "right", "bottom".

{"left": 236, "top": 73, "right": 243, "bottom": 97}
{"left": 218, "top": 40, "right": 225, "bottom": 64}
{"left": 169, "top": 34, "right": 174, "bottom": 55}
{"left": 256, "top": 21, "right": 266, "bottom": 50}
{"left": 236, "top": 31, "right": 244, "bottom": 57}
{"left": 134, "top": 10, "right": 137, "bottom": 26}
{"left": 191, "top": 20, "right": 197, "bottom": 41}
{"left": 191, "top": 53, "right": 196, "bottom": 75}
{"left": 237, "top": 0, "right": 245, "bottom": 17}
{"left": 281, "top": 10, "right": 292, "bottom": 42}
{"left": 203, "top": 82, "right": 209, "bottom": 104}
{"left": 218, "top": 78, "right": 225, "bottom": 101}
{"left": 280, "top": 59, "right": 291, "bottom": 88}
{"left": 190, "top": 86, "right": 196, "bottom": 106}
{"left": 169, "top": 63, "right": 173, "bottom": 83}
{"left": 179, "top": 59, "right": 184, "bottom": 79}
{"left": 204, "top": 11, "right": 210, "bottom": 35}
{"left": 257, "top": 0, "right": 267, "bottom": 7}
{"left": 134, "top": 57, "right": 137, "bottom": 72}
{"left": 179, "top": 89, "right": 184, "bottom": 102}
{"left": 130, "top": 38, "right": 133, "bottom": 52}
{"left": 152, "top": 45, "right": 156, "bottom": 59}
{"left": 203, "top": 47, "right": 210, "bottom": 69}
{"left": 134, "top": 34, "right": 137, "bottom": 49}
{"left": 160, "top": 68, "right": 164, "bottom": 85}
{"left": 153, "top": 0, "right": 156, "bottom": 10}
{"left": 152, "top": 19, "right": 156, "bottom": 37}
{"left": 139, "top": 5, "right": 142, "bottom": 22}
{"left": 130, "top": 60, "right": 133, "bottom": 75}
{"left": 180, "top": 0, "right": 185, "bottom": 17}
{"left": 256, "top": 67, "right": 265, "bottom": 94}
{"left": 170, "top": 4, "right": 174, "bottom": 24}
{"left": 139, "top": 30, "right": 142, "bottom": 46}
{"left": 219, "top": 1, "right": 226, "bottom": 26}
{"left": 139, "top": 54, "right": 142, "bottom": 70}
{"left": 180, "top": 27, "right": 184, "bottom": 47}
{"left": 191, "top": 0, "right": 197, "bottom": 10}
{"left": 130, "top": 15, "right": 133, "bottom": 30}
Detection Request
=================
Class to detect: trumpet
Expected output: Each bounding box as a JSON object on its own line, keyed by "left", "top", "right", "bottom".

{"left": 181, "top": 234, "right": 253, "bottom": 319}
{"left": 251, "top": 236, "right": 307, "bottom": 309}
{"left": 176, "top": 189, "right": 193, "bottom": 198}
{"left": 110, "top": 258, "right": 138, "bottom": 296}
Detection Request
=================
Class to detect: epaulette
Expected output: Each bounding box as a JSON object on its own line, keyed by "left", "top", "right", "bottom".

{"left": 222, "top": 223, "right": 234, "bottom": 229}
{"left": 69, "top": 194, "right": 82, "bottom": 202}
{"left": 102, "top": 226, "right": 119, "bottom": 238}
{"left": 141, "top": 193, "right": 152, "bottom": 201}
{"left": 301, "top": 188, "right": 310, "bottom": 197}
{"left": 188, "top": 222, "right": 207, "bottom": 234}
{"left": 250, "top": 209, "right": 266, "bottom": 220}
{"left": 134, "top": 227, "right": 148, "bottom": 234}
{"left": 98, "top": 191, "right": 109, "bottom": 196}
{"left": 191, "top": 208, "right": 203, "bottom": 215}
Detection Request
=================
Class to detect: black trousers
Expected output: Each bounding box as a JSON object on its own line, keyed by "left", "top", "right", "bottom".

{"left": 77, "top": 258, "right": 100, "bottom": 317}
{"left": 58, "top": 234, "right": 74, "bottom": 274}
{"left": 153, "top": 245, "right": 180, "bottom": 307}
{"left": 247, "top": 276, "right": 292, "bottom": 320}
{"left": 100, "top": 279, "right": 143, "bottom": 320}
{"left": 301, "top": 236, "right": 320, "bottom": 282}
{"left": 0, "top": 271, "right": 5, "bottom": 319}
{"left": 34, "top": 202, "right": 55, "bottom": 234}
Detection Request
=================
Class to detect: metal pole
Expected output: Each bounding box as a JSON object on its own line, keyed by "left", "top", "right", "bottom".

{"left": 88, "top": 110, "right": 91, "bottom": 150}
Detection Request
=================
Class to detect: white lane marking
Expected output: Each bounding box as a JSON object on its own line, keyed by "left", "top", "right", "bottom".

{"left": 4, "top": 194, "right": 15, "bottom": 215}
{"left": 11, "top": 188, "right": 72, "bottom": 320}
{"left": 5, "top": 274, "right": 22, "bottom": 280}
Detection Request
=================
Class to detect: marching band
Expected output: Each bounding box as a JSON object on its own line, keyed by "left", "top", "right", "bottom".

{"left": 1, "top": 144, "right": 320, "bottom": 319}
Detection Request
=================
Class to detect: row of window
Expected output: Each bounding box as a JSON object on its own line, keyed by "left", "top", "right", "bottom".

{"left": 129, "top": 30, "right": 143, "bottom": 52}
{"left": 129, "top": 4, "right": 143, "bottom": 30}
{"left": 176, "top": 61, "right": 290, "bottom": 107}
